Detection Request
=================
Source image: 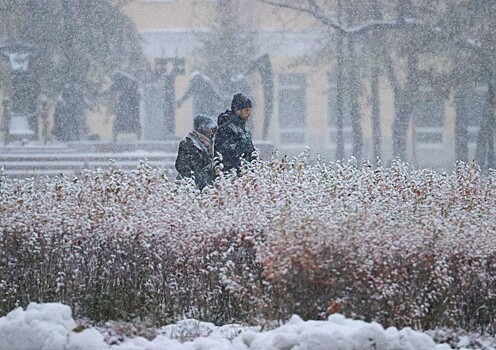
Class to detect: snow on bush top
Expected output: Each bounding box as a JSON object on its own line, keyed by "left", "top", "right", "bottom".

{"left": 0, "top": 155, "right": 495, "bottom": 332}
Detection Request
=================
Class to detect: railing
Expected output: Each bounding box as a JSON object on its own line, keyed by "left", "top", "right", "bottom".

{"left": 0, "top": 140, "right": 275, "bottom": 179}
{"left": 0, "top": 141, "right": 178, "bottom": 179}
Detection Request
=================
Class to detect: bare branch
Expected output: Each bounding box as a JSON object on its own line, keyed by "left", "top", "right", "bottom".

{"left": 256, "top": 0, "right": 346, "bottom": 33}
{"left": 256, "top": 0, "right": 489, "bottom": 64}
{"left": 345, "top": 18, "right": 424, "bottom": 36}
{"left": 256, "top": 0, "right": 427, "bottom": 37}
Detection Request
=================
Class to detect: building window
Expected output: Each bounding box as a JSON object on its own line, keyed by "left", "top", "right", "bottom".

{"left": 327, "top": 72, "right": 353, "bottom": 147}
{"left": 412, "top": 92, "right": 445, "bottom": 145}
{"left": 278, "top": 73, "right": 306, "bottom": 145}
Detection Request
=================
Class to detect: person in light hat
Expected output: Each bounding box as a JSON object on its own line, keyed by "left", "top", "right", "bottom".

{"left": 175, "top": 114, "right": 218, "bottom": 189}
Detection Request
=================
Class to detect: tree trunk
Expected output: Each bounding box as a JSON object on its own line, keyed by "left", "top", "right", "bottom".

{"left": 392, "top": 54, "right": 417, "bottom": 160}
{"left": 476, "top": 80, "right": 496, "bottom": 170}
{"left": 371, "top": 66, "right": 382, "bottom": 164}
{"left": 335, "top": 0, "right": 345, "bottom": 160}
{"left": 392, "top": 98, "right": 410, "bottom": 160}
{"left": 346, "top": 19, "right": 363, "bottom": 163}
{"left": 370, "top": 0, "right": 383, "bottom": 165}
{"left": 454, "top": 86, "right": 469, "bottom": 163}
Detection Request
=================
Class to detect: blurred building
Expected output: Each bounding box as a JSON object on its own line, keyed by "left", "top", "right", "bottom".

{"left": 123, "top": 0, "right": 488, "bottom": 170}
{"left": 0, "top": 1, "right": 486, "bottom": 171}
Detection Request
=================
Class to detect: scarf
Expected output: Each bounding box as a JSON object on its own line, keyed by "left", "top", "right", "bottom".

{"left": 190, "top": 130, "right": 213, "bottom": 156}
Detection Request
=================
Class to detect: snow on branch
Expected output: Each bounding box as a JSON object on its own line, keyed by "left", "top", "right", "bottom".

{"left": 256, "top": 0, "right": 425, "bottom": 36}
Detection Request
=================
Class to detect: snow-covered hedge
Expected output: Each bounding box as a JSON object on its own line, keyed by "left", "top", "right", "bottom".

{"left": 0, "top": 155, "right": 495, "bottom": 333}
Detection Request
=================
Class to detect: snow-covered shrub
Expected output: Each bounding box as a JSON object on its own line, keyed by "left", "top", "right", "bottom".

{"left": 251, "top": 157, "right": 496, "bottom": 332}
{"left": 0, "top": 156, "right": 494, "bottom": 334}
{"left": 0, "top": 161, "right": 267, "bottom": 326}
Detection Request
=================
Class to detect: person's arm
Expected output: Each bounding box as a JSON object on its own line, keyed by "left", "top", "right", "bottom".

{"left": 243, "top": 136, "right": 257, "bottom": 162}
{"left": 195, "top": 163, "right": 215, "bottom": 189}
{"left": 175, "top": 141, "right": 196, "bottom": 178}
{"left": 215, "top": 124, "right": 240, "bottom": 169}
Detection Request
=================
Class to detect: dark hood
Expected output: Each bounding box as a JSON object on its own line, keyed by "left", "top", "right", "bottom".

{"left": 217, "top": 110, "right": 245, "bottom": 127}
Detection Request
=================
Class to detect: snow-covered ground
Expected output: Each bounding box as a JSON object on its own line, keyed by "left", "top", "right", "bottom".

{"left": 1, "top": 302, "right": 494, "bottom": 350}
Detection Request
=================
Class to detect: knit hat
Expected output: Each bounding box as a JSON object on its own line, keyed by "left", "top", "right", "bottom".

{"left": 231, "top": 93, "right": 252, "bottom": 111}
{"left": 193, "top": 114, "right": 217, "bottom": 136}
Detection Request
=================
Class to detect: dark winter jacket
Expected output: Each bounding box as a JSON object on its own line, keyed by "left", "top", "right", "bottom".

{"left": 175, "top": 132, "right": 215, "bottom": 190}
{"left": 214, "top": 110, "right": 256, "bottom": 173}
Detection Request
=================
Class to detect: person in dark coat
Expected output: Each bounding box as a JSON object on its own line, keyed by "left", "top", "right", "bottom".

{"left": 110, "top": 73, "right": 141, "bottom": 142}
{"left": 37, "top": 95, "right": 50, "bottom": 144}
{"left": 214, "top": 93, "right": 257, "bottom": 173}
{"left": 175, "top": 114, "right": 217, "bottom": 189}
{"left": 1, "top": 98, "right": 11, "bottom": 145}
{"left": 52, "top": 84, "right": 87, "bottom": 141}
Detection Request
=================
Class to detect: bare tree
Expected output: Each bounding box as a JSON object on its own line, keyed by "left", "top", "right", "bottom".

{"left": 193, "top": 0, "right": 256, "bottom": 100}
{"left": 255, "top": 0, "right": 431, "bottom": 162}
{"left": 444, "top": 0, "right": 496, "bottom": 170}
{"left": 256, "top": 0, "right": 496, "bottom": 169}
{"left": 0, "top": 0, "right": 145, "bottom": 98}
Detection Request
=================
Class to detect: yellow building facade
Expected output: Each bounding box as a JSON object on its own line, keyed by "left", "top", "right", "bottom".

{"left": 122, "top": 0, "right": 483, "bottom": 170}
{"left": 0, "top": 1, "right": 483, "bottom": 171}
